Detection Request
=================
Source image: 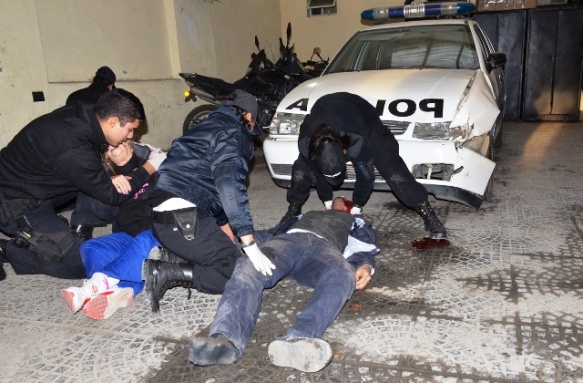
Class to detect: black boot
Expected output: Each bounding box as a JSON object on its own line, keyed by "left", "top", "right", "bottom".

{"left": 148, "top": 246, "right": 185, "bottom": 264}
{"left": 141, "top": 259, "right": 196, "bottom": 312}
{"left": 416, "top": 201, "right": 447, "bottom": 239}
{"left": 72, "top": 225, "right": 94, "bottom": 242}
{"left": 279, "top": 201, "right": 304, "bottom": 224}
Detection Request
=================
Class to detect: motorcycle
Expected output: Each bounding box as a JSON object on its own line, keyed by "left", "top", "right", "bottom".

{"left": 302, "top": 47, "right": 329, "bottom": 77}
{"left": 179, "top": 23, "right": 313, "bottom": 135}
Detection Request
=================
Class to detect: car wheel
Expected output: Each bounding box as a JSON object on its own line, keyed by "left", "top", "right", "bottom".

{"left": 484, "top": 143, "right": 495, "bottom": 202}
{"left": 483, "top": 176, "right": 494, "bottom": 202}
{"left": 493, "top": 123, "right": 504, "bottom": 150}
{"left": 182, "top": 104, "right": 218, "bottom": 134}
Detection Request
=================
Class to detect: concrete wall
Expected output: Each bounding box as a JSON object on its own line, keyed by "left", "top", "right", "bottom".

{"left": 0, "top": 0, "right": 399, "bottom": 149}
{"left": 0, "top": 0, "right": 281, "bottom": 149}
{"left": 278, "top": 0, "right": 402, "bottom": 62}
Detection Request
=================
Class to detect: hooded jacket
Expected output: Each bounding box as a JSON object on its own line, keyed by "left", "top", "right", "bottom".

{"left": 154, "top": 107, "right": 259, "bottom": 237}
{"left": 296, "top": 92, "right": 394, "bottom": 207}
{"left": 0, "top": 103, "right": 150, "bottom": 205}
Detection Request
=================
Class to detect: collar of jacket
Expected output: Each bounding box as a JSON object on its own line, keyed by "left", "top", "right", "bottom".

{"left": 215, "top": 106, "right": 261, "bottom": 137}
{"left": 78, "top": 103, "right": 113, "bottom": 154}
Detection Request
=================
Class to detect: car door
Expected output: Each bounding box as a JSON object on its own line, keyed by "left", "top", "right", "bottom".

{"left": 473, "top": 23, "right": 506, "bottom": 112}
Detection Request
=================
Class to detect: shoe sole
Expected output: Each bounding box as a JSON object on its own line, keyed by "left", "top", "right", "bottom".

{"left": 61, "top": 289, "right": 89, "bottom": 313}
{"left": 141, "top": 260, "right": 160, "bottom": 312}
{"left": 268, "top": 338, "right": 332, "bottom": 372}
{"left": 83, "top": 288, "right": 134, "bottom": 320}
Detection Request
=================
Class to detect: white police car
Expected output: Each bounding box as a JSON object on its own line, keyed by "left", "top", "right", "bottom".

{"left": 263, "top": 4, "right": 506, "bottom": 209}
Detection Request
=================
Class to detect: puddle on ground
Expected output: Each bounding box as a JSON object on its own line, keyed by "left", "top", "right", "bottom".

{"left": 411, "top": 237, "right": 451, "bottom": 251}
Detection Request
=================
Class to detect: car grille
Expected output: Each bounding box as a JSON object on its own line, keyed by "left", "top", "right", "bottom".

{"left": 346, "top": 163, "right": 381, "bottom": 180}
{"left": 271, "top": 164, "right": 293, "bottom": 176}
{"left": 271, "top": 163, "right": 382, "bottom": 182}
{"left": 382, "top": 120, "right": 409, "bottom": 135}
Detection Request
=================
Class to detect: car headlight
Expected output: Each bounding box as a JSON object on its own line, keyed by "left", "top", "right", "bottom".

{"left": 412, "top": 120, "right": 470, "bottom": 141}
{"left": 269, "top": 113, "right": 305, "bottom": 135}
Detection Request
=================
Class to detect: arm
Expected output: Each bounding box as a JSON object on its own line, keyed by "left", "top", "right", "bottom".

{"left": 345, "top": 217, "right": 379, "bottom": 289}
{"left": 210, "top": 129, "right": 255, "bottom": 238}
{"left": 351, "top": 158, "right": 375, "bottom": 209}
{"left": 355, "top": 264, "right": 372, "bottom": 290}
{"left": 54, "top": 146, "right": 151, "bottom": 206}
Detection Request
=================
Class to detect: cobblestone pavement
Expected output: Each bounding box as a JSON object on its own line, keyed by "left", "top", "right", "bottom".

{"left": 1, "top": 122, "right": 583, "bottom": 383}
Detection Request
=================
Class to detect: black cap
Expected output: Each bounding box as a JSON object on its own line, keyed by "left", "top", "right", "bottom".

{"left": 95, "top": 66, "right": 116, "bottom": 84}
{"left": 223, "top": 89, "right": 258, "bottom": 121}
{"left": 315, "top": 141, "right": 346, "bottom": 187}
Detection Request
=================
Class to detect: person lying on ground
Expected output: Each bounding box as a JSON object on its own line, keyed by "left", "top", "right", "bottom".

{"left": 61, "top": 229, "right": 160, "bottom": 320}
{"left": 188, "top": 196, "right": 379, "bottom": 373}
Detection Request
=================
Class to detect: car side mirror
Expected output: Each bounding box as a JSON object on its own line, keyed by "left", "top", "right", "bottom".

{"left": 487, "top": 52, "right": 506, "bottom": 71}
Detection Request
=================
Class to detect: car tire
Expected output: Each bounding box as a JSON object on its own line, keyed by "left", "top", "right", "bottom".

{"left": 483, "top": 176, "right": 494, "bottom": 202}
{"left": 182, "top": 104, "right": 218, "bottom": 134}
{"left": 493, "top": 123, "right": 503, "bottom": 150}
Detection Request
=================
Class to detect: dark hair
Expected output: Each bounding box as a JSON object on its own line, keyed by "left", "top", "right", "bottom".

{"left": 94, "top": 88, "right": 145, "bottom": 126}
{"left": 308, "top": 124, "right": 352, "bottom": 160}
{"left": 91, "top": 75, "right": 114, "bottom": 88}
{"left": 228, "top": 105, "right": 254, "bottom": 130}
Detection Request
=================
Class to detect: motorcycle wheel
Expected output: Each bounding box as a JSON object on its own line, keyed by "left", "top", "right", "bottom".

{"left": 182, "top": 104, "right": 218, "bottom": 134}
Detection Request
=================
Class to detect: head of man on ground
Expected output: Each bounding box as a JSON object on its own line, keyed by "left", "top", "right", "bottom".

{"left": 331, "top": 196, "right": 353, "bottom": 213}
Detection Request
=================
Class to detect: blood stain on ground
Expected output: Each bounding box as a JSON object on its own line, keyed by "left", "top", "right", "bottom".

{"left": 411, "top": 237, "right": 451, "bottom": 251}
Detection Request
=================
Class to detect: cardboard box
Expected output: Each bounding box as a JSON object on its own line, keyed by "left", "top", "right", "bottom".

{"left": 537, "top": 0, "right": 568, "bottom": 6}
{"left": 477, "top": 0, "right": 537, "bottom": 11}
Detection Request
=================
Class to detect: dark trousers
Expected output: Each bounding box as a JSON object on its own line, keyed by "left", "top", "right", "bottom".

{"left": 152, "top": 212, "right": 240, "bottom": 294}
{"left": 70, "top": 192, "right": 119, "bottom": 227}
{"left": 368, "top": 128, "right": 428, "bottom": 208}
{"left": 0, "top": 199, "right": 86, "bottom": 279}
{"left": 287, "top": 130, "right": 428, "bottom": 209}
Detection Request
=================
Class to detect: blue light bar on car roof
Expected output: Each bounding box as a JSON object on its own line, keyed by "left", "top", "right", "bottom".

{"left": 361, "top": 2, "right": 475, "bottom": 21}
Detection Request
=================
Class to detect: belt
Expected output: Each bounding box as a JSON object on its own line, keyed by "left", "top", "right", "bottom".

{"left": 152, "top": 207, "right": 197, "bottom": 224}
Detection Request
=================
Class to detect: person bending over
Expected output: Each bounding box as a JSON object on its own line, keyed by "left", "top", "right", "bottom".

{"left": 281, "top": 92, "right": 447, "bottom": 239}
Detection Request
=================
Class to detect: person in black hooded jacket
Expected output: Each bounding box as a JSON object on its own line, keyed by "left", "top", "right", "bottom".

{"left": 66, "top": 66, "right": 116, "bottom": 106}
{"left": 281, "top": 92, "right": 447, "bottom": 239}
{"left": 0, "top": 89, "right": 165, "bottom": 279}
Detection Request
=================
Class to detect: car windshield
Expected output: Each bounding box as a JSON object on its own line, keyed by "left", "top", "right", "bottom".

{"left": 326, "top": 24, "right": 479, "bottom": 73}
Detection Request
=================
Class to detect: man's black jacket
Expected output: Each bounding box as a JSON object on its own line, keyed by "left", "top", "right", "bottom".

{"left": 296, "top": 92, "right": 392, "bottom": 207}
{"left": 0, "top": 103, "right": 149, "bottom": 205}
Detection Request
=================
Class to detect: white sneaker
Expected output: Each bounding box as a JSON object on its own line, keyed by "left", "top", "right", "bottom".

{"left": 268, "top": 337, "right": 333, "bottom": 372}
{"left": 82, "top": 287, "right": 134, "bottom": 320}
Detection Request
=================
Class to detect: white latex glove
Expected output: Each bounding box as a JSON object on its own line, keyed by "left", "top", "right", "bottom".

{"left": 243, "top": 243, "right": 276, "bottom": 276}
{"left": 350, "top": 206, "right": 362, "bottom": 215}
{"left": 324, "top": 200, "right": 333, "bottom": 210}
{"left": 146, "top": 148, "right": 167, "bottom": 170}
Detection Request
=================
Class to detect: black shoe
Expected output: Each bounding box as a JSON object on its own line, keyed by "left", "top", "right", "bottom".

{"left": 72, "top": 225, "right": 94, "bottom": 242}
{"left": 189, "top": 334, "right": 238, "bottom": 366}
{"left": 279, "top": 201, "right": 304, "bottom": 224}
{"left": 141, "top": 259, "right": 195, "bottom": 312}
{"left": 148, "top": 246, "right": 185, "bottom": 264}
{"left": 416, "top": 201, "right": 447, "bottom": 239}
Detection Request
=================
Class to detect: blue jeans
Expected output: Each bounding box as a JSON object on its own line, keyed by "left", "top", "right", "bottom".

{"left": 209, "top": 232, "right": 356, "bottom": 355}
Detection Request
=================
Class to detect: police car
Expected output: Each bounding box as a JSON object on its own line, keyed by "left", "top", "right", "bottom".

{"left": 263, "top": 3, "right": 506, "bottom": 209}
